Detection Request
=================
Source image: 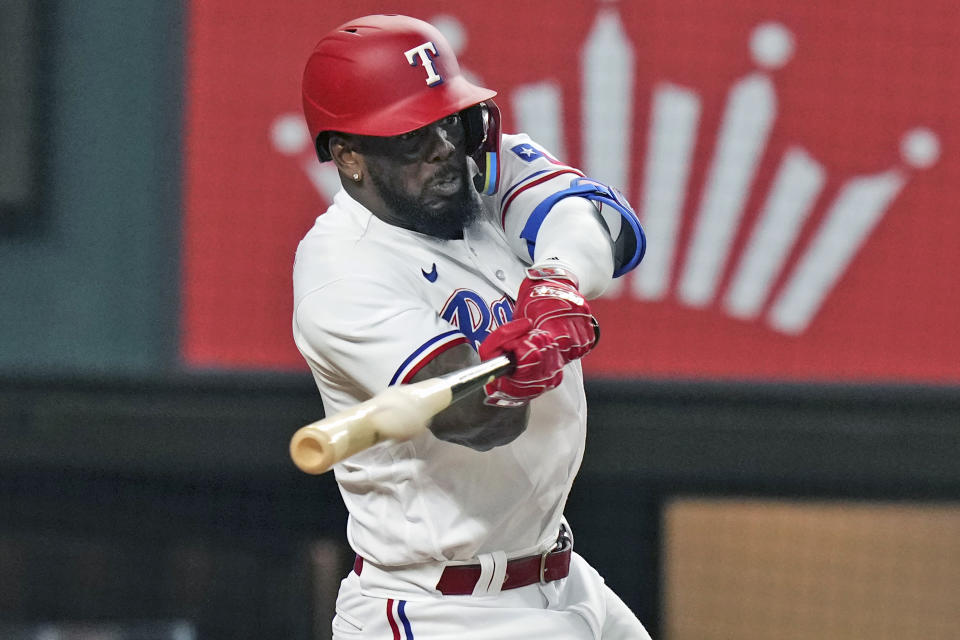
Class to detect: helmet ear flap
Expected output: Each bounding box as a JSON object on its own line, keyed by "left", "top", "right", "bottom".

{"left": 461, "top": 101, "right": 501, "bottom": 195}
{"left": 315, "top": 132, "right": 333, "bottom": 163}
{"left": 460, "top": 103, "right": 489, "bottom": 156}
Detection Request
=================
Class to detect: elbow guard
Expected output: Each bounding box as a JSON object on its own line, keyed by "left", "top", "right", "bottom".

{"left": 518, "top": 177, "right": 646, "bottom": 277}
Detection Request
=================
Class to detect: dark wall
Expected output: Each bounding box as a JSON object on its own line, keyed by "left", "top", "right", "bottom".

{"left": 2, "top": 374, "right": 959, "bottom": 638}
{"left": 0, "top": 1, "right": 182, "bottom": 375}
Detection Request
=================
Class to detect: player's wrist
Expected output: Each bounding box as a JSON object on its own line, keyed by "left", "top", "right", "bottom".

{"left": 525, "top": 261, "right": 581, "bottom": 289}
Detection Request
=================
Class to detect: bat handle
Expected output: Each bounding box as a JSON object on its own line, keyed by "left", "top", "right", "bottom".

{"left": 445, "top": 354, "right": 513, "bottom": 402}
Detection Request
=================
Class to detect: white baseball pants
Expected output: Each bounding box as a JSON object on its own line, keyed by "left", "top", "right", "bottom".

{"left": 331, "top": 552, "right": 652, "bottom": 639}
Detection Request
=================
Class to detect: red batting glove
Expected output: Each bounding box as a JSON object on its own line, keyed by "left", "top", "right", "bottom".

{"left": 478, "top": 318, "right": 564, "bottom": 408}
{"left": 514, "top": 265, "right": 599, "bottom": 363}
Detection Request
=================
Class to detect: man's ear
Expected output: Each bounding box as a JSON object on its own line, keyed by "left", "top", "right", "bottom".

{"left": 329, "top": 134, "right": 365, "bottom": 181}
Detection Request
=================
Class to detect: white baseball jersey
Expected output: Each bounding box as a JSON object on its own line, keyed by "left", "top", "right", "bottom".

{"left": 293, "top": 133, "right": 614, "bottom": 571}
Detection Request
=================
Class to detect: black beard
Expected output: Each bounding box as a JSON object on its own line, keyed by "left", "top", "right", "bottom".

{"left": 370, "top": 164, "right": 482, "bottom": 240}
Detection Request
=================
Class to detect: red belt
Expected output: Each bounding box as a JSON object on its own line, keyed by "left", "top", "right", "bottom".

{"left": 353, "top": 535, "right": 572, "bottom": 596}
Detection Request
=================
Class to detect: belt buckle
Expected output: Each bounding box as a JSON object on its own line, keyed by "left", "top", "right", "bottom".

{"left": 539, "top": 527, "right": 569, "bottom": 584}
{"left": 538, "top": 546, "right": 552, "bottom": 584}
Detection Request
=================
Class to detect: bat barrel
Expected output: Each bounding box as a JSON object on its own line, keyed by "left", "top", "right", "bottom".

{"left": 289, "top": 400, "right": 380, "bottom": 474}
{"left": 289, "top": 426, "right": 336, "bottom": 475}
{"left": 289, "top": 355, "right": 514, "bottom": 474}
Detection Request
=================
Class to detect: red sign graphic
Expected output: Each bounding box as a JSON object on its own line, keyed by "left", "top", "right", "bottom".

{"left": 183, "top": 0, "right": 960, "bottom": 383}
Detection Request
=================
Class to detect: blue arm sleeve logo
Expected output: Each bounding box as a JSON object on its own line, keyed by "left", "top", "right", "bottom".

{"left": 519, "top": 177, "right": 647, "bottom": 277}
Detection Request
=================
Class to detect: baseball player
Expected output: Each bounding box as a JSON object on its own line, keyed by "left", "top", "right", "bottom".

{"left": 293, "top": 14, "right": 651, "bottom": 639}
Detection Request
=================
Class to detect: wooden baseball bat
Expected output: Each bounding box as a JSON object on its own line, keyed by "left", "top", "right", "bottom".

{"left": 289, "top": 355, "right": 513, "bottom": 474}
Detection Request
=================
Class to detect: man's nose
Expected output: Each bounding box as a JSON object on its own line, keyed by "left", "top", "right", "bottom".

{"left": 423, "top": 124, "right": 456, "bottom": 163}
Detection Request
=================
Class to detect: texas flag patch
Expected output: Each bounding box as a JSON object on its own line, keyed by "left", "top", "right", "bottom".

{"left": 510, "top": 143, "right": 545, "bottom": 162}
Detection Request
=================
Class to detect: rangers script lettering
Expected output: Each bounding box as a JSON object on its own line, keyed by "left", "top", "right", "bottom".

{"left": 440, "top": 289, "right": 514, "bottom": 348}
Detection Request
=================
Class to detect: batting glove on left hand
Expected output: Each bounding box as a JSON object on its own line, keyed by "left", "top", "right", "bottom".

{"left": 514, "top": 265, "right": 599, "bottom": 364}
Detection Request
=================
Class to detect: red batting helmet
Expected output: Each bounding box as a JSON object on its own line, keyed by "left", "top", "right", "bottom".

{"left": 302, "top": 14, "right": 497, "bottom": 148}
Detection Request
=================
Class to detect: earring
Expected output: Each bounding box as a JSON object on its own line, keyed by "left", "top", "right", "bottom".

{"left": 352, "top": 172, "right": 361, "bottom": 181}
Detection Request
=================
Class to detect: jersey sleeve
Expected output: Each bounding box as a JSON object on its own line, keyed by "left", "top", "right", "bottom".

{"left": 494, "top": 133, "right": 585, "bottom": 235}
{"left": 294, "top": 276, "right": 470, "bottom": 404}
{"left": 493, "top": 133, "right": 645, "bottom": 277}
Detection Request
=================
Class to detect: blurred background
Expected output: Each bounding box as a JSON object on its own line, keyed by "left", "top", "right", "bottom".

{"left": 1, "top": 1, "right": 959, "bottom": 638}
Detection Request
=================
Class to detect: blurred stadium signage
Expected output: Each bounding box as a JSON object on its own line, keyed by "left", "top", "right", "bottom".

{"left": 183, "top": 0, "right": 959, "bottom": 383}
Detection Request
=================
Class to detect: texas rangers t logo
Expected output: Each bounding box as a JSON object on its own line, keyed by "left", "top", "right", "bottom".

{"left": 404, "top": 41, "right": 443, "bottom": 86}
